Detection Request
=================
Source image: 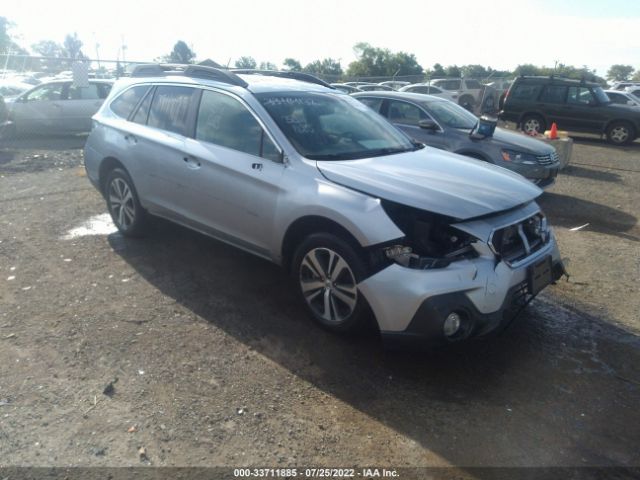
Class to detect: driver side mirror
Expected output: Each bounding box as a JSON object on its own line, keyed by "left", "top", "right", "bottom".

{"left": 418, "top": 119, "right": 438, "bottom": 130}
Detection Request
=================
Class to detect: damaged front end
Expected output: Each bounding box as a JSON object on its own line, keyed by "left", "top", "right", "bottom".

{"left": 358, "top": 199, "right": 565, "bottom": 348}
{"left": 377, "top": 199, "right": 479, "bottom": 270}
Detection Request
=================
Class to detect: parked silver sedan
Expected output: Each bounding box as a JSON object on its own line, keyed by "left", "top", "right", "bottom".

{"left": 5, "top": 79, "right": 113, "bottom": 136}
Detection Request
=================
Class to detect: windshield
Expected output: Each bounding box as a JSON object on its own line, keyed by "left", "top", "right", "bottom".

{"left": 593, "top": 86, "right": 611, "bottom": 104}
{"left": 256, "top": 92, "right": 417, "bottom": 160}
{"left": 423, "top": 100, "right": 478, "bottom": 130}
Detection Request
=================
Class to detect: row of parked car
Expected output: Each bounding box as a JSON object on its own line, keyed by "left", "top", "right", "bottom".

{"left": 332, "top": 78, "right": 504, "bottom": 114}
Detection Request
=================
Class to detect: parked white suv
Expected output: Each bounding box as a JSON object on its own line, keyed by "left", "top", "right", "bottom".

{"left": 84, "top": 65, "right": 565, "bottom": 348}
{"left": 430, "top": 78, "right": 497, "bottom": 113}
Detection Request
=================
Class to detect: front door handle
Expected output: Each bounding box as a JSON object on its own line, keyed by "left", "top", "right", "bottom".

{"left": 124, "top": 134, "right": 137, "bottom": 144}
{"left": 252, "top": 163, "right": 263, "bottom": 171}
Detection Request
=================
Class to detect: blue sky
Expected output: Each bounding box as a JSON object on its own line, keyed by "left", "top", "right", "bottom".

{"left": 4, "top": 0, "right": 640, "bottom": 77}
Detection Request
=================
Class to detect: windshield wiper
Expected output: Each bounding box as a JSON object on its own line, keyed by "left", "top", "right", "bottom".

{"left": 307, "top": 146, "right": 417, "bottom": 161}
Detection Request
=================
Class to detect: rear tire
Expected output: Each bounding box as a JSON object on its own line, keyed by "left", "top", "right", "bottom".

{"left": 521, "top": 114, "right": 546, "bottom": 135}
{"left": 459, "top": 95, "right": 475, "bottom": 112}
{"left": 606, "top": 121, "right": 635, "bottom": 145}
{"left": 292, "top": 233, "right": 368, "bottom": 334}
{"left": 105, "top": 168, "right": 148, "bottom": 237}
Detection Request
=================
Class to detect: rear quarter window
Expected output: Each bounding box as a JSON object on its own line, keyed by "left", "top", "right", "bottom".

{"left": 510, "top": 83, "right": 542, "bottom": 101}
{"left": 110, "top": 85, "right": 150, "bottom": 119}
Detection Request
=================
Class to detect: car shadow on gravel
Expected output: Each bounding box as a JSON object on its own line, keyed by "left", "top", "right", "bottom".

{"left": 110, "top": 218, "right": 640, "bottom": 467}
{"left": 570, "top": 135, "right": 640, "bottom": 151}
{"left": 538, "top": 192, "right": 638, "bottom": 241}
{"left": 561, "top": 165, "right": 623, "bottom": 183}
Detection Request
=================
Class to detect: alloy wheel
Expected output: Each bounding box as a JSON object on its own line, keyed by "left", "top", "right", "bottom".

{"left": 299, "top": 247, "right": 358, "bottom": 324}
{"left": 610, "top": 126, "right": 629, "bottom": 144}
{"left": 108, "top": 177, "right": 136, "bottom": 229}
{"left": 523, "top": 118, "right": 541, "bottom": 134}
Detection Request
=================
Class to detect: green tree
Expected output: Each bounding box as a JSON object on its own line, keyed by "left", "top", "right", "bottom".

{"left": 64, "top": 32, "right": 84, "bottom": 60}
{"left": 0, "top": 17, "right": 26, "bottom": 55}
{"left": 283, "top": 58, "right": 302, "bottom": 71}
{"left": 0, "top": 17, "right": 12, "bottom": 53}
{"left": 163, "top": 40, "right": 195, "bottom": 64}
{"left": 31, "top": 40, "right": 67, "bottom": 71}
{"left": 444, "top": 65, "right": 461, "bottom": 78}
{"left": 304, "top": 58, "right": 343, "bottom": 76}
{"left": 461, "top": 64, "right": 490, "bottom": 79}
{"left": 259, "top": 61, "right": 278, "bottom": 70}
{"left": 32, "top": 40, "right": 66, "bottom": 58}
{"left": 632, "top": 70, "right": 640, "bottom": 81}
{"left": 513, "top": 64, "right": 541, "bottom": 76}
{"left": 431, "top": 63, "right": 446, "bottom": 78}
{"left": 606, "top": 64, "right": 634, "bottom": 82}
{"left": 234, "top": 56, "right": 257, "bottom": 69}
{"left": 347, "top": 42, "right": 422, "bottom": 77}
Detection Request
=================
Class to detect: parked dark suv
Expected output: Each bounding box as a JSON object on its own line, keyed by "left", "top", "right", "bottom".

{"left": 501, "top": 76, "right": 640, "bottom": 145}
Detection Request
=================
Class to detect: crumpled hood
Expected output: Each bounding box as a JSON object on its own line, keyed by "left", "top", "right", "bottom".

{"left": 316, "top": 147, "right": 542, "bottom": 220}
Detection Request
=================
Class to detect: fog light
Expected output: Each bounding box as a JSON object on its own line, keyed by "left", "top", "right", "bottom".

{"left": 443, "top": 312, "right": 462, "bottom": 337}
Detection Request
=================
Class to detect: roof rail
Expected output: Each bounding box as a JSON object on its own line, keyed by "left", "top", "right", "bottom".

{"left": 130, "top": 63, "right": 248, "bottom": 88}
{"left": 231, "top": 69, "right": 334, "bottom": 89}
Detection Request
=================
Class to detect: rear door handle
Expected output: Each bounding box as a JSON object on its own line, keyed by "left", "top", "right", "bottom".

{"left": 124, "top": 134, "right": 137, "bottom": 144}
{"left": 183, "top": 156, "right": 201, "bottom": 168}
{"left": 252, "top": 163, "right": 263, "bottom": 171}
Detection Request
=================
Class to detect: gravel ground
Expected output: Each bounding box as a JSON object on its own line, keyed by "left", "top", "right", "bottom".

{"left": 0, "top": 136, "right": 639, "bottom": 478}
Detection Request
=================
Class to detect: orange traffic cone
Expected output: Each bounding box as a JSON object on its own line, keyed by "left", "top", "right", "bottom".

{"left": 549, "top": 122, "right": 558, "bottom": 140}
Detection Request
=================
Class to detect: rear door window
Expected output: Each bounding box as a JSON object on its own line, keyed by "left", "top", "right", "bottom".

{"left": 438, "top": 80, "right": 461, "bottom": 91}
{"left": 147, "top": 86, "right": 198, "bottom": 136}
{"left": 357, "top": 97, "right": 383, "bottom": 112}
{"left": 539, "top": 85, "right": 568, "bottom": 104}
{"left": 510, "top": 83, "right": 542, "bottom": 100}
{"left": 67, "top": 83, "right": 101, "bottom": 100}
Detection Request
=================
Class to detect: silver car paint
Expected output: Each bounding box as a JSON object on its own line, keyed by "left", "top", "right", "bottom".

{"left": 84, "top": 81, "right": 405, "bottom": 261}
{"left": 85, "top": 74, "right": 559, "bottom": 336}
{"left": 360, "top": 229, "right": 560, "bottom": 333}
{"left": 317, "top": 149, "right": 541, "bottom": 220}
{"left": 8, "top": 80, "right": 112, "bottom": 134}
{"left": 361, "top": 200, "right": 559, "bottom": 333}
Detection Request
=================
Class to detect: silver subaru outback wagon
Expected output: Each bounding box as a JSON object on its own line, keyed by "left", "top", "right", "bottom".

{"left": 84, "top": 65, "right": 565, "bottom": 348}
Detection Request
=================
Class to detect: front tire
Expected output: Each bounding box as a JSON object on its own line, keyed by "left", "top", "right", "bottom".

{"left": 606, "top": 121, "right": 635, "bottom": 145}
{"left": 292, "top": 233, "right": 368, "bottom": 334}
{"left": 105, "top": 168, "right": 148, "bottom": 237}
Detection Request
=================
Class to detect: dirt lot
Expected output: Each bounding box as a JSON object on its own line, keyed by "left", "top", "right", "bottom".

{"left": 0, "top": 135, "right": 639, "bottom": 478}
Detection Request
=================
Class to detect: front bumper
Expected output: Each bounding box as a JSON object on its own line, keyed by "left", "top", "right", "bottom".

{"left": 358, "top": 233, "right": 563, "bottom": 349}
{"left": 501, "top": 162, "right": 559, "bottom": 189}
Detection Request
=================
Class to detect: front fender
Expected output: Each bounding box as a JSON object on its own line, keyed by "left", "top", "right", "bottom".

{"left": 272, "top": 176, "right": 404, "bottom": 262}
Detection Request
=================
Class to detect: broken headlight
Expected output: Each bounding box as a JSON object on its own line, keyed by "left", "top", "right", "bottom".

{"left": 380, "top": 200, "right": 478, "bottom": 270}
